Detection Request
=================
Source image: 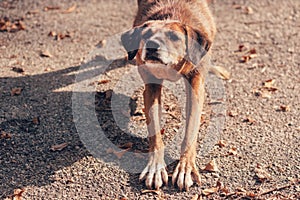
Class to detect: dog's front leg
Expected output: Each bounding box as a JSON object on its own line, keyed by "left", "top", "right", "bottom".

{"left": 172, "top": 72, "right": 205, "bottom": 191}
{"left": 139, "top": 81, "right": 168, "bottom": 189}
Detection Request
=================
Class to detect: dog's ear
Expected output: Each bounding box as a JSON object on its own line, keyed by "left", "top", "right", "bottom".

{"left": 121, "top": 27, "right": 143, "bottom": 60}
{"left": 184, "top": 25, "right": 212, "bottom": 65}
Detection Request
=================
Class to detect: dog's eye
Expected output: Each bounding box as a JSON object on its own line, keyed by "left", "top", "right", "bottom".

{"left": 166, "top": 31, "right": 180, "bottom": 41}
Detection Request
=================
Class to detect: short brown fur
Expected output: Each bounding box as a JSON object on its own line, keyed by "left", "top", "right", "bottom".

{"left": 121, "top": 0, "right": 216, "bottom": 191}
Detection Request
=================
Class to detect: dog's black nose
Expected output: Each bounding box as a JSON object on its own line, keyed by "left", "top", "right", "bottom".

{"left": 145, "top": 40, "right": 160, "bottom": 52}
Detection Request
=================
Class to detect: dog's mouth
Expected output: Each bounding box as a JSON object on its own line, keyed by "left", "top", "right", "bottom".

{"left": 145, "top": 53, "right": 164, "bottom": 63}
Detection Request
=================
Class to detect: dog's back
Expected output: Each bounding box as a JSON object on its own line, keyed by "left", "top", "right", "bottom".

{"left": 134, "top": 0, "right": 216, "bottom": 42}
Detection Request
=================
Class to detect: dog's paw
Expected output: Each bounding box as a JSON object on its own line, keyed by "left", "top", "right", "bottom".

{"left": 172, "top": 157, "right": 201, "bottom": 191}
{"left": 139, "top": 153, "right": 168, "bottom": 189}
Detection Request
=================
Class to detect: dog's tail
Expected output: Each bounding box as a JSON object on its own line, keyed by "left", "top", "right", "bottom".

{"left": 209, "top": 65, "right": 231, "bottom": 80}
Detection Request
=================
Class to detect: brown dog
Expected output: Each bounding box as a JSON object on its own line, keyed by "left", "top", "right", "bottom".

{"left": 121, "top": 0, "right": 216, "bottom": 191}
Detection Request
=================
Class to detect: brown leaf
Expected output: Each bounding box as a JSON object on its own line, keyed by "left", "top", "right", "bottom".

{"left": 236, "top": 187, "right": 247, "bottom": 193}
{"left": 17, "top": 21, "right": 26, "bottom": 30}
{"left": 210, "top": 66, "right": 231, "bottom": 80}
{"left": 114, "top": 149, "right": 130, "bottom": 159}
{"left": 258, "top": 90, "right": 272, "bottom": 99}
{"left": 62, "top": 4, "right": 77, "bottom": 14}
{"left": 96, "top": 40, "right": 107, "bottom": 48}
{"left": 229, "top": 147, "right": 238, "bottom": 156}
{"left": 106, "top": 148, "right": 114, "bottom": 154}
{"left": 278, "top": 105, "right": 291, "bottom": 112}
{"left": 50, "top": 143, "right": 68, "bottom": 151}
{"left": 119, "top": 142, "right": 133, "bottom": 149}
{"left": 11, "top": 88, "right": 22, "bottom": 96}
{"left": 1, "top": 131, "right": 12, "bottom": 139}
{"left": 233, "top": 4, "right": 243, "bottom": 9}
{"left": 244, "top": 6, "right": 254, "bottom": 14}
{"left": 263, "top": 79, "right": 275, "bottom": 88}
{"left": 216, "top": 181, "right": 224, "bottom": 188}
{"left": 12, "top": 67, "right": 24, "bottom": 73}
{"left": 228, "top": 110, "right": 238, "bottom": 117}
{"left": 40, "top": 50, "right": 52, "bottom": 58}
{"left": 48, "top": 31, "right": 57, "bottom": 37}
{"left": 202, "top": 187, "right": 218, "bottom": 196}
{"left": 97, "top": 79, "right": 111, "bottom": 85}
{"left": 203, "top": 159, "right": 219, "bottom": 172}
{"left": 160, "top": 128, "right": 165, "bottom": 135}
{"left": 32, "top": 117, "right": 40, "bottom": 125}
{"left": 255, "top": 166, "right": 271, "bottom": 182}
{"left": 220, "top": 187, "right": 231, "bottom": 195}
{"left": 217, "top": 140, "right": 227, "bottom": 148}
{"left": 238, "top": 44, "right": 248, "bottom": 52}
{"left": 44, "top": 6, "right": 60, "bottom": 11}
{"left": 240, "top": 55, "right": 251, "bottom": 63}
{"left": 240, "top": 48, "right": 258, "bottom": 63}
{"left": 13, "top": 188, "right": 25, "bottom": 200}
{"left": 243, "top": 117, "right": 256, "bottom": 124}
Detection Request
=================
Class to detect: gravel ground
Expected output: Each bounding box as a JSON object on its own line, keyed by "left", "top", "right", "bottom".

{"left": 0, "top": 0, "right": 299, "bottom": 199}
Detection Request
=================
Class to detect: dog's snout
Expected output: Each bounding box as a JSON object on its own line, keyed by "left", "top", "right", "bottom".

{"left": 146, "top": 40, "right": 160, "bottom": 52}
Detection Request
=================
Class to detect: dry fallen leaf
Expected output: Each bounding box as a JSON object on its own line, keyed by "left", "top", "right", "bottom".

{"left": 96, "top": 39, "right": 107, "bottom": 48}
{"left": 44, "top": 6, "right": 60, "bottom": 11}
{"left": 114, "top": 149, "right": 130, "bottom": 159}
{"left": 217, "top": 140, "right": 227, "bottom": 148}
{"left": 210, "top": 65, "right": 231, "bottom": 80}
{"left": 1, "top": 131, "right": 12, "bottom": 139}
{"left": 238, "top": 44, "right": 248, "bottom": 52}
{"left": 243, "top": 117, "right": 256, "bottom": 124}
{"left": 220, "top": 186, "right": 231, "bottom": 196}
{"left": 202, "top": 187, "right": 218, "bottom": 196}
{"left": 106, "top": 148, "right": 114, "bottom": 154}
{"left": 11, "top": 88, "right": 22, "bottom": 96}
{"left": 32, "top": 117, "right": 40, "bottom": 125}
{"left": 263, "top": 79, "right": 275, "bottom": 88}
{"left": 40, "top": 50, "right": 52, "bottom": 58}
{"left": 277, "top": 105, "right": 291, "bottom": 112}
{"left": 258, "top": 90, "right": 272, "bottom": 99}
{"left": 107, "top": 147, "right": 131, "bottom": 159}
{"left": 12, "top": 67, "right": 24, "bottom": 73}
{"left": 233, "top": 4, "right": 243, "bottom": 9}
{"left": 228, "top": 110, "right": 238, "bottom": 117}
{"left": 97, "top": 79, "right": 111, "bottom": 85}
{"left": 50, "top": 143, "right": 68, "bottom": 151}
{"left": 203, "top": 159, "right": 219, "bottom": 172}
{"left": 13, "top": 188, "right": 25, "bottom": 200}
{"left": 236, "top": 187, "right": 247, "bottom": 193}
{"left": 0, "top": 18, "right": 26, "bottom": 32}
{"left": 62, "top": 4, "right": 77, "bottom": 14}
{"left": 244, "top": 6, "right": 254, "bottom": 14}
{"left": 119, "top": 142, "right": 133, "bottom": 149}
{"left": 48, "top": 31, "right": 57, "bottom": 37}
{"left": 240, "top": 48, "right": 258, "bottom": 63}
{"left": 255, "top": 166, "right": 271, "bottom": 182}
{"left": 229, "top": 147, "right": 238, "bottom": 156}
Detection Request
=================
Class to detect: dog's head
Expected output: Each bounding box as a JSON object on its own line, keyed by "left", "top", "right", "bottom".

{"left": 121, "top": 20, "right": 212, "bottom": 72}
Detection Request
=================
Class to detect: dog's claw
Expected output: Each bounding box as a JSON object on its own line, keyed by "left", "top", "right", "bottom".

{"left": 140, "top": 155, "right": 168, "bottom": 189}
{"left": 172, "top": 158, "right": 201, "bottom": 191}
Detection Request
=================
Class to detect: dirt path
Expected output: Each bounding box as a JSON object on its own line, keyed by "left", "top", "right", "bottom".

{"left": 0, "top": 0, "right": 299, "bottom": 199}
